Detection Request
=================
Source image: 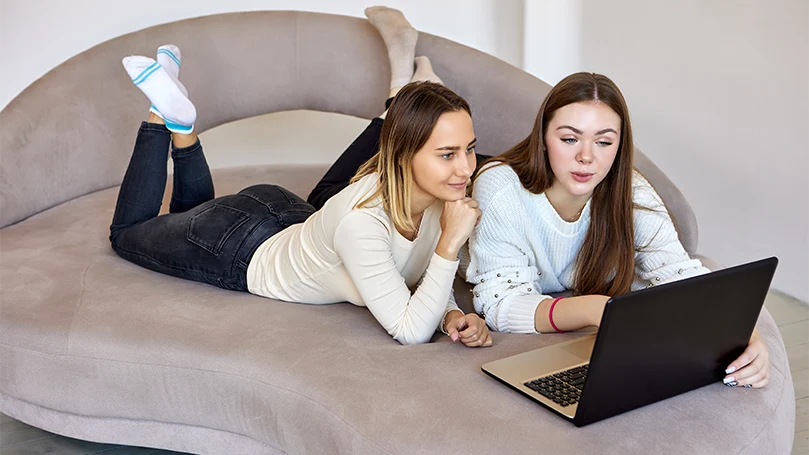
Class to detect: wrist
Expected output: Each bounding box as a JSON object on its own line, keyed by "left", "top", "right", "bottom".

{"left": 435, "top": 238, "right": 461, "bottom": 260}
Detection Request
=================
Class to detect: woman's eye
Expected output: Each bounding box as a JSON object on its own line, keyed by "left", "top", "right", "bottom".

{"left": 562, "top": 138, "right": 577, "bottom": 144}
{"left": 466, "top": 145, "right": 476, "bottom": 154}
{"left": 597, "top": 141, "right": 613, "bottom": 147}
{"left": 441, "top": 153, "right": 454, "bottom": 160}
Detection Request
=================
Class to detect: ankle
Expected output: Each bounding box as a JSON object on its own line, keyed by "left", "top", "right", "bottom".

{"left": 148, "top": 112, "right": 165, "bottom": 125}
{"left": 172, "top": 131, "right": 198, "bottom": 149}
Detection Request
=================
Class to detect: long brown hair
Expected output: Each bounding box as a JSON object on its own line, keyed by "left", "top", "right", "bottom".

{"left": 476, "top": 72, "right": 635, "bottom": 296}
{"left": 353, "top": 82, "right": 471, "bottom": 232}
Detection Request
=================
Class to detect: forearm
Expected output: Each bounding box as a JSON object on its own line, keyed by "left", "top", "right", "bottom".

{"left": 435, "top": 235, "right": 463, "bottom": 261}
{"left": 533, "top": 295, "right": 610, "bottom": 333}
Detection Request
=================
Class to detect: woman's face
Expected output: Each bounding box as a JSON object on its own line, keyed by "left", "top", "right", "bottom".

{"left": 544, "top": 101, "right": 621, "bottom": 198}
{"left": 410, "top": 110, "right": 477, "bottom": 203}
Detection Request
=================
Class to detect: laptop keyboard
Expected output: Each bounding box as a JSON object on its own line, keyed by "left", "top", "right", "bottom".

{"left": 523, "top": 365, "right": 588, "bottom": 407}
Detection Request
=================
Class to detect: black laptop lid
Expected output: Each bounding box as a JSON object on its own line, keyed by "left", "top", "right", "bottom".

{"left": 573, "top": 257, "right": 778, "bottom": 427}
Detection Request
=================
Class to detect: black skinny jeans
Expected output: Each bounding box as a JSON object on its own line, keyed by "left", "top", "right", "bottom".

{"left": 110, "top": 105, "right": 490, "bottom": 292}
{"left": 109, "top": 118, "right": 383, "bottom": 291}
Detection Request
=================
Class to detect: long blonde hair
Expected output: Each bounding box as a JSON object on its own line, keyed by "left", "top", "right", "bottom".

{"left": 352, "top": 82, "right": 472, "bottom": 232}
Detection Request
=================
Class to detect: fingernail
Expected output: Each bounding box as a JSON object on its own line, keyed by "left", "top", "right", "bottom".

{"left": 726, "top": 381, "right": 738, "bottom": 387}
{"left": 723, "top": 376, "right": 736, "bottom": 384}
{"left": 725, "top": 366, "right": 736, "bottom": 374}
{"left": 743, "top": 384, "right": 753, "bottom": 388}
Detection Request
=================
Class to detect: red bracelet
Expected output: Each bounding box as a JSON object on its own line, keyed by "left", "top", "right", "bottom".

{"left": 549, "top": 297, "right": 565, "bottom": 333}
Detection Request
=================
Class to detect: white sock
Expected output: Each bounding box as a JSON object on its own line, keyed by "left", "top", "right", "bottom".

{"left": 156, "top": 45, "right": 187, "bottom": 96}
{"left": 150, "top": 45, "right": 189, "bottom": 122}
{"left": 123, "top": 56, "right": 196, "bottom": 133}
{"left": 365, "top": 6, "right": 418, "bottom": 90}
{"left": 411, "top": 56, "right": 443, "bottom": 85}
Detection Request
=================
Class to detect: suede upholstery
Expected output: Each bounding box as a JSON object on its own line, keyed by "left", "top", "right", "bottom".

{"left": 0, "top": 11, "right": 794, "bottom": 454}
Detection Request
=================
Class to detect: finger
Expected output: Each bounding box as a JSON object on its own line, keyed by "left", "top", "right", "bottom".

{"left": 482, "top": 331, "right": 493, "bottom": 347}
{"left": 463, "top": 336, "right": 484, "bottom": 348}
{"left": 460, "top": 329, "right": 481, "bottom": 343}
{"left": 725, "top": 349, "right": 767, "bottom": 384}
{"left": 725, "top": 346, "right": 760, "bottom": 376}
{"left": 724, "top": 366, "right": 766, "bottom": 388}
{"left": 446, "top": 326, "right": 460, "bottom": 342}
{"left": 750, "top": 374, "right": 769, "bottom": 389}
{"left": 459, "top": 322, "right": 478, "bottom": 338}
{"left": 730, "top": 357, "right": 767, "bottom": 384}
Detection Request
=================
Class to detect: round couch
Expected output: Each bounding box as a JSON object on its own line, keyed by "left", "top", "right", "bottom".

{"left": 0, "top": 11, "right": 795, "bottom": 455}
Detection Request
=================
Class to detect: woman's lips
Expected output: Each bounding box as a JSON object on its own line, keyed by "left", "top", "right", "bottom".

{"left": 571, "top": 172, "right": 595, "bottom": 183}
{"left": 448, "top": 183, "right": 467, "bottom": 190}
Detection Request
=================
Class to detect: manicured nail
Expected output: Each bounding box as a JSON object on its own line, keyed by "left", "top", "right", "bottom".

{"left": 725, "top": 366, "right": 736, "bottom": 374}
{"left": 727, "top": 381, "right": 738, "bottom": 387}
{"left": 723, "top": 376, "right": 736, "bottom": 384}
{"left": 743, "top": 384, "right": 753, "bottom": 388}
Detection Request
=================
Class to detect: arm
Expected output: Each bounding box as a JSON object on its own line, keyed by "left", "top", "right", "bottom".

{"left": 532, "top": 295, "right": 610, "bottom": 332}
{"left": 632, "top": 173, "right": 711, "bottom": 287}
{"left": 334, "top": 211, "right": 459, "bottom": 345}
{"left": 469, "top": 166, "right": 610, "bottom": 333}
{"left": 467, "top": 168, "right": 551, "bottom": 333}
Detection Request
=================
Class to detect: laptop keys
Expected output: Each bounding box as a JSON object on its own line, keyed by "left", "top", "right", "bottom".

{"left": 523, "top": 364, "right": 588, "bottom": 406}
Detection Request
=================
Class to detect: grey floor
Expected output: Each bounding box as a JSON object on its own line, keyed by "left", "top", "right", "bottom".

{"left": 2, "top": 290, "right": 807, "bottom": 455}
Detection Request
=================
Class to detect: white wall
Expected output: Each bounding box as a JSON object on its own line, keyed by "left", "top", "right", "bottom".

{"left": 0, "top": 0, "right": 523, "bottom": 190}
{"left": 575, "top": 0, "right": 809, "bottom": 302}
{"left": 0, "top": 0, "right": 524, "bottom": 109}
{"left": 2, "top": 0, "right": 807, "bottom": 301}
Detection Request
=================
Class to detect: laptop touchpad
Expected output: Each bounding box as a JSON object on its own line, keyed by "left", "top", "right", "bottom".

{"left": 559, "top": 337, "right": 596, "bottom": 361}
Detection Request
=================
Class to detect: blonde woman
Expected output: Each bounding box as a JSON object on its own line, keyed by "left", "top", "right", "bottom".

{"left": 110, "top": 7, "right": 491, "bottom": 347}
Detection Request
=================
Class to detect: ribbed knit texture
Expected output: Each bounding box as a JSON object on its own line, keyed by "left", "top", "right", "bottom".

{"left": 465, "top": 163, "right": 709, "bottom": 333}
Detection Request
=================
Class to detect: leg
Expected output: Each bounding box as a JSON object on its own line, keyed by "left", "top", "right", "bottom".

{"left": 365, "top": 6, "right": 418, "bottom": 90}
{"left": 307, "top": 7, "right": 421, "bottom": 208}
{"left": 139, "top": 110, "right": 213, "bottom": 214}
{"left": 307, "top": 116, "right": 385, "bottom": 209}
{"left": 169, "top": 132, "right": 215, "bottom": 213}
{"left": 110, "top": 121, "right": 172, "bottom": 238}
{"left": 112, "top": 184, "right": 315, "bottom": 292}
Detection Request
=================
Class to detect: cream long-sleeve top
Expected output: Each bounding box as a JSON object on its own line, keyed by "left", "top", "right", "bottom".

{"left": 464, "top": 163, "right": 710, "bottom": 333}
{"left": 247, "top": 173, "right": 460, "bottom": 345}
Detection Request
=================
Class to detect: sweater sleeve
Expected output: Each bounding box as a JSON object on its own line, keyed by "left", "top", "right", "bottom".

{"left": 333, "top": 210, "right": 459, "bottom": 345}
{"left": 467, "top": 166, "right": 549, "bottom": 334}
{"left": 632, "top": 173, "right": 711, "bottom": 288}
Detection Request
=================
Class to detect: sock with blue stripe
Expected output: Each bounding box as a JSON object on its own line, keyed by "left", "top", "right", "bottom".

{"left": 123, "top": 55, "right": 196, "bottom": 133}
{"left": 149, "top": 45, "right": 189, "bottom": 122}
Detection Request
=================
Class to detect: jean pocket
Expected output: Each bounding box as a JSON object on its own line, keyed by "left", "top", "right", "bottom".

{"left": 187, "top": 204, "right": 251, "bottom": 256}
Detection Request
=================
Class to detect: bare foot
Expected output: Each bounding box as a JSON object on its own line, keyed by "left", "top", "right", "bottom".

{"left": 365, "top": 6, "right": 418, "bottom": 89}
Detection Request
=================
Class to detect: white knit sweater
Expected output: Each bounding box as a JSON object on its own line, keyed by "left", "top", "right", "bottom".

{"left": 464, "top": 163, "right": 710, "bottom": 333}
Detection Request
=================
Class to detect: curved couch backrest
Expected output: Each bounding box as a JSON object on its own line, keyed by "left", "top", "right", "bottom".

{"left": 0, "top": 11, "right": 698, "bottom": 253}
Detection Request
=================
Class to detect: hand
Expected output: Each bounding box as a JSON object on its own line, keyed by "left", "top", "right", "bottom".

{"left": 723, "top": 330, "right": 769, "bottom": 388}
{"left": 445, "top": 312, "right": 493, "bottom": 348}
{"left": 436, "top": 197, "right": 481, "bottom": 260}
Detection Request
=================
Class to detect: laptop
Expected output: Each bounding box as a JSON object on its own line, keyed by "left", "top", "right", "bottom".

{"left": 481, "top": 257, "right": 778, "bottom": 427}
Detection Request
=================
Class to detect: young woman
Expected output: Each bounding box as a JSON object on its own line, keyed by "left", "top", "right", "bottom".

{"left": 467, "top": 72, "right": 769, "bottom": 387}
{"left": 109, "top": 7, "right": 491, "bottom": 347}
